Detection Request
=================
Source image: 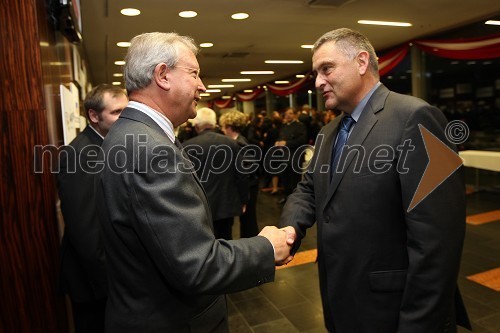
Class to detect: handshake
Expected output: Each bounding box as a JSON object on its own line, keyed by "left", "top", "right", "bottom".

{"left": 259, "top": 226, "right": 296, "bottom": 266}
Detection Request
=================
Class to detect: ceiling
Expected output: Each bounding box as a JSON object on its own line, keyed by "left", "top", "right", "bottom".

{"left": 80, "top": 0, "right": 500, "bottom": 100}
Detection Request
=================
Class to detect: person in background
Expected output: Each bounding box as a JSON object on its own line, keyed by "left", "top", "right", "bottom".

{"left": 183, "top": 107, "right": 248, "bottom": 240}
{"left": 279, "top": 28, "right": 470, "bottom": 332}
{"left": 219, "top": 110, "right": 260, "bottom": 238}
{"left": 58, "top": 84, "right": 128, "bottom": 333}
{"left": 176, "top": 120, "right": 196, "bottom": 143}
{"left": 96, "top": 32, "right": 296, "bottom": 332}
{"left": 275, "top": 107, "right": 308, "bottom": 204}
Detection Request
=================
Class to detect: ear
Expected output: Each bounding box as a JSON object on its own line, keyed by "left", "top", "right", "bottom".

{"left": 153, "top": 63, "right": 171, "bottom": 91}
{"left": 88, "top": 109, "right": 99, "bottom": 124}
{"left": 356, "top": 51, "right": 370, "bottom": 75}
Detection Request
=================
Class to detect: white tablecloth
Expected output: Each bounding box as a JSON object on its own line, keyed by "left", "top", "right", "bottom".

{"left": 459, "top": 150, "right": 500, "bottom": 172}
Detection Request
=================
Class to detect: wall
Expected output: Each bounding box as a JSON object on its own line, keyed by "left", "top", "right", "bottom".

{"left": 0, "top": 0, "right": 77, "bottom": 331}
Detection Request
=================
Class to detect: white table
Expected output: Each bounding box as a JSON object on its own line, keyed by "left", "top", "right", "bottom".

{"left": 459, "top": 150, "right": 500, "bottom": 172}
{"left": 459, "top": 150, "right": 500, "bottom": 191}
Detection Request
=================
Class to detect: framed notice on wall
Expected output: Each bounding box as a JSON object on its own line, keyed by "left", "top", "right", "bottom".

{"left": 60, "top": 83, "right": 81, "bottom": 144}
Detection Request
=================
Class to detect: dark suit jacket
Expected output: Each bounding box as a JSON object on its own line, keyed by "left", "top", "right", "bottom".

{"left": 279, "top": 120, "right": 308, "bottom": 153}
{"left": 280, "top": 85, "right": 471, "bottom": 333}
{"left": 96, "top": 107, "right": 275, "bottom": 332}
{"left": 183, "top": 130, "right": 248, "bottom": 221}
{"left": 58, "top": 126, "right": 108, "bottom": 303}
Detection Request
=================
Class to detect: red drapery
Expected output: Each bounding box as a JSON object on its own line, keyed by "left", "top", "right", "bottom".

{"left": 213, "top": 98, "right": 233, "bottom": 109}
{"left": 414, "top": 34, "right": 500, "bottom": 60}
{"left": 265, "top": 74, "right": 311, "bottom": 96}
{"left": 378, "top": 44, "right": 409, "bottom": 77}
{"left": 235, "top": 87, "right": 265, "bottom": 101}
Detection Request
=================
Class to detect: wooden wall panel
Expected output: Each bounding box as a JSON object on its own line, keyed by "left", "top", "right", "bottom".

{"left": 0, "top": 0, "right": 70, "bottom": 331}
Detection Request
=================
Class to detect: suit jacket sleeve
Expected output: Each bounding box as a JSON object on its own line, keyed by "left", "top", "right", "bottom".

{"left": 397, "top": 105, "right": 466, "bottom": 332}
{"left": 125, "top": 138, "right": 275, "bottom": 294}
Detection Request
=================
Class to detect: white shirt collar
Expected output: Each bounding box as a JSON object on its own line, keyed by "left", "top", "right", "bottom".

{"left": 128, "top": 101, "right": 176, "bottom": 144}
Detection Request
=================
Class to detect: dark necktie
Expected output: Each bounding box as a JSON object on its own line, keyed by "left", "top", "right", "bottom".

{"left": 331, "top": 115, "right": 355, "bottom": 176}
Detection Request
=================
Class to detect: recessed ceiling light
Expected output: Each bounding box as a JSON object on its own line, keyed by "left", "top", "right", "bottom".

{"left": 117, "top": 42, "right": 131, "bottom": 48}
{"left": 208, "top": 84, "right": 235, "bottom": 88}
{"left": 200, "top": 93, "right": 211, "bottom": 97}
{"left": 113, "top": 73, "right": 123, "bottom": 77}
{"left": 243, "top": 90, "right": 253, "bottom": 93}
{"left": 205, "top": 89, "right": 221, "bottom": 93}
{"left": 485, "top": 20, "right": 500, "bottom": 25}
{"left": 274, "top": 81, "right": 290, "bottom": 84}
{"left": 114, "top": 61, "right": 126, "bottom": 65}
{"left": 231, "top": 13, "right": 249, "bottom": 20}
{"left": 200, "top": 43, "right": 214, "bottom": 48}
{"left": 265, "top": 60, "right": 303, "bottom": 64}
{"left": 240, "top": 71, "right": 274, "bottom": 75}
{"left": 179, "top": 11, "right": 197, "bottom": 18}
{"left": 112, "top": 82, "right": 121, "bottom": 85}
{"left": 358, "top": 20, "right": 412, "bottom": 27}
{"left": 221, "top": 79, "right": 251, "bottom": 82}
{"left": 296, "top": 74, "right": 305, "bottom": 78}
{"left": 120, "top": 8, "right": 141, "bottom": 16}
{"left": 301, "top": 45, "right": 314, "bottom": 49}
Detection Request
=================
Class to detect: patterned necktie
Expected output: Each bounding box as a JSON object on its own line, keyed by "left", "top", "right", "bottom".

{"left": 331, "top": 115, "right": 355, "bottom": 177}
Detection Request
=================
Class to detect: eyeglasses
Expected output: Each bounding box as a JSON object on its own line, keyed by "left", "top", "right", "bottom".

{"left": 174, "top": 65, "right": 201, "bottom": 80}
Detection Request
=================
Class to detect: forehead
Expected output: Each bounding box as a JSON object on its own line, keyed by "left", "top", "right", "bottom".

{"left": 312, "top": 41, "right": 342, "bottom": 67}
{"left": 102, "top": 91, "right": 126, "bottom": 106}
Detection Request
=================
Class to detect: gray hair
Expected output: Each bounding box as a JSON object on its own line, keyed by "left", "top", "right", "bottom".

{"left": 192, "top": 107, "right": 217, "bottom": 127}
{"left": 124, "top": 32, "right": 199, "bottom": 93}
{"left": 313, "top": 28, "right": 379, "bottom": 78}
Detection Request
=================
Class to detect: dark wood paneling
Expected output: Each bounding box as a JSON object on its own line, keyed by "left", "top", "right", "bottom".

{"left": 0, "top": 0, "right": 70, "bottom": 331}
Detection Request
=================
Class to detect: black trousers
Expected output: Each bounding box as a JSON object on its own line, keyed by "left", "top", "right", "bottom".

{"left": 240, "top": 183, "right": 259, "bottom": 238}
{"left": 71, "top": 297, "right": 106, "bottom": 333}
{"left": 282, "top": 164, "right": 302, "bottom": 197}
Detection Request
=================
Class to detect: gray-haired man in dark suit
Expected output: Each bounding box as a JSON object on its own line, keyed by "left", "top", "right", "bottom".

{"left": 96, "top": 32, "right": 296, "bottom": 333}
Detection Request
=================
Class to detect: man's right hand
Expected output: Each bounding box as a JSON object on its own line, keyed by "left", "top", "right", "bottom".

{"left": 259, "top": 226, "right": 296, "bottom": 266}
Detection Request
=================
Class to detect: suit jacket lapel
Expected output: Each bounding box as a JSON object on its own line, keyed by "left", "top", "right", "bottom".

{"left": 322, "top": 85, "right": 389, "bottom": 211}
{"left": 120, "top": 107, "right": 208, "bottom": 195}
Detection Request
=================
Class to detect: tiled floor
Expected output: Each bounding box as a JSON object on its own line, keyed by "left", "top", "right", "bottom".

{"left": 228, "top": 179, "right": 500, "bottom": 332}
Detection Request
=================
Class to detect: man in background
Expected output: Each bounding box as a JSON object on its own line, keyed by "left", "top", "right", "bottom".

{"left": 275, "top": 107, "right": 307, "bottom": 204}
{"left": 58, "top": 84, "right": 128, "bottom": 333}
{"left": 183, "top": 107, "right": 248, "bottom": 240}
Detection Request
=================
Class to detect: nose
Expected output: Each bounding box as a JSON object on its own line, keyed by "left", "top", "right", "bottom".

{"left": 315, "top": 75, "right": 325, "bottom": 90}
{"left": 198, "top": 77, "right": 206, "bottom": 92}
